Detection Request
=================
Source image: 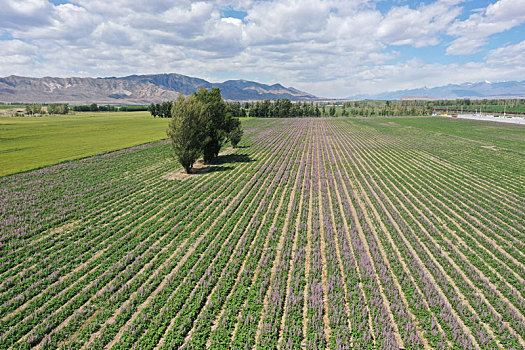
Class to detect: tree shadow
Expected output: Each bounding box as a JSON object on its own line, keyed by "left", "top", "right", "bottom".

{"left": 213, "top": 153, "right": 253, "bottom": 165}
{"left": 193, "top": 165, "right": 233, "bottom": 174}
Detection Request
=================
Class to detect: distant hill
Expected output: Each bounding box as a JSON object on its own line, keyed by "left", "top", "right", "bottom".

{"left": 350, "top": 80, "right": 525, "bottom": 100}
{"left": 0, "top": 73, "right": 317, "bottom": 104}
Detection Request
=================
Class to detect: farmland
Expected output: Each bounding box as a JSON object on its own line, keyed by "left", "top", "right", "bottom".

{"left": 1, "top": 117, "right": 524, "bottom": 349}
{"left": 0, "top": 112, "right": 170, "bottom": 177}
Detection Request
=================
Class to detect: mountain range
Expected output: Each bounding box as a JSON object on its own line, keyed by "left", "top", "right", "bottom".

{"left": 0, "top": 73, "right": 316, "bottom": 104}
{"left": 350, "top": 80, "right": 525, "bottom": 100}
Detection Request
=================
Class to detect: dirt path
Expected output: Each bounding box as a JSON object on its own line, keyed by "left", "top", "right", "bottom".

{"left": 315, "top": 121, "right": 332, "bottom": 345}
{"left": 301, "top": 121, "right": 315, "bottom": 348}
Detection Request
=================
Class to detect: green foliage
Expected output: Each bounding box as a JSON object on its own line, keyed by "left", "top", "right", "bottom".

{"left": 433, "top": 98, "right": 525, "bottom": 115}
{"left": 47, "top": 103, "right": 69, "bottom": 115}
{"left": 228, "top": 119, "right": 243, "bottom": 148}
{"left": 167, "top": 94, "right": 206, "bottom": 173}
{"left": 71, "top": 104, "right": 147, "bottom": 112}
{"left": 25, "top": 104, "right": 42, "bottom": 115}
{"left": 245, "top": 99, "right": 319, "bottom": 118}
{"left": 147, "top": 102, "right": 172, "bottom": 118}
{"left": 195, "top": 88, "right": 229, "bottom": 163}
{"left": 165, "top": 88, "right": 244, "bottom": 170}
{"left": 0, "top": 111, "right": 169, "bottom": 176}
{"left": 148, "top": 103, "right": 158, "bottom": 117}
{"left": 119, "top": 105, "right": 149, "bottom": 112}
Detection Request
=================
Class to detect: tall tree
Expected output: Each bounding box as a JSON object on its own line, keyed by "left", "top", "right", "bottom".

{"left": 148, "top": 103, "right": 158, "bottom": 118}
{"left": 195, "top": 87, "right": 228, "bottom": 163}
{"left": 167, "top": 94, "right": 205, "bottom": 174}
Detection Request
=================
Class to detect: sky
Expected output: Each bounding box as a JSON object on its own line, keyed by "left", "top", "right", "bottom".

{"left": 0, "top": 0, "right": 524, "bottom": 98}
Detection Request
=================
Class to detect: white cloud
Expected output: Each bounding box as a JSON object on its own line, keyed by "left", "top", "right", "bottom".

{"left": 485, "top": 40, "right": 525, "bottom": 66}
{"left": 377, "top": 1, "right": 462, "bottom": 47}
{"left": 0, "top": 0, "right": 524, "bottom": 97}
{"left": 447, "top": 0, "right": 525, "bottom": 55}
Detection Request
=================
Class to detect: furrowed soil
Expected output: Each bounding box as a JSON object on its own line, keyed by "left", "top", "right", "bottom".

{"left": 1, "top": 116, "right": 524, "bottom": 349}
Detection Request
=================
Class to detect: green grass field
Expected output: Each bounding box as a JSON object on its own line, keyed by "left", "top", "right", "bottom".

{"left": 0, "top": 111, "right": 169, "bottom": 176}
{"left": 0, "top": 105, "right": 24, "bottom": 110}
{"left": 382, "top": 116, "right": 525, "bottom": 153}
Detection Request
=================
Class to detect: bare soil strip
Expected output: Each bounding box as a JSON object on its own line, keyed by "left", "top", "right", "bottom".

{"left": 315, "top": 121, "right": 332, "bottom": 345}
{"left": 301, "top": 120, "right": 315, "bottom": 348}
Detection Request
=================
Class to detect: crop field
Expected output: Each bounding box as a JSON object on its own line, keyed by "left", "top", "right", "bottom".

{"left": 0, "top": 112, "right": 170, "bottom": 177}
{"left": 1, "top": 117, "right": 524, "bottom": 349}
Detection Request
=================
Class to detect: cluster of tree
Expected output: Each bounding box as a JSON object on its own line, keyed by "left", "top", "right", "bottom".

{"left": 72, "top": 104, "right": 117, "bottom": 112}
{"left": 47, "top": 103, "right": 69, "bottom": 114}
{"left": 432, "top": 99, "right": 525, "bottom": 114}
{"left": 71, "top": 104, "right": 149, "bottom": 112}
{"left": 148, "top": 101, "right": 173, "bottom": 118}
{"left": 167, "top": 88, "right": 243, "bottom": 173}
{"left": 25, "top": 104, "right": 43, "bottom": 116}
{"left": 236, "top": 99, "right": 434, "bottom": 117}
{"left": 13, "top": 104, "right": 68, "bottom": 116}
{"left": 245, "top": 99, "right": 321, "bottom": 118}
{"left": 119, "top": 105, "right": 149, "bottom": 112}
{"left": 339, "top": 100, "right": 433, "bottom": 117}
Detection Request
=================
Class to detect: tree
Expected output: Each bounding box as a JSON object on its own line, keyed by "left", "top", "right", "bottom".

{"left": 48, "top": 103, "right": 69, "bottom": 115}
{"left": 147, "top": 103, "right": 158, "bottom": 117}
{"left": 167, "top": 94, "right": 205, "bottom": 174}
{"left": 329, "top": 105, "right": 336, "bottom": 116}
{"left": 25, "top": 104, "right": 42, "bottom": 116}
{"left": 225, "top": 111, "right": 243, "bottom": 148}
{"left": 195, "top": 87, "right": 228, "bottom": 163}
{"left": 160, "top": 101, "right": 173, "bottom": 118}
{"left": 229, "top": 123, "right": 243, "bottom": 148}
{"left": 89, "top": 103, "right": 99, "bottom": 112}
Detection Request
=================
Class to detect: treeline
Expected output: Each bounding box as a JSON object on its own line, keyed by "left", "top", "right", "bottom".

{"left": 433, "top": 98, "right": 525, "bottom": 114}
{"left": 340, "top": 100, "right": 432, "bottom": 117}
{"left": 147, "top": 102, "right": 174, "bottom": 118}
{"left": 23, "top": 103, "right": 69, "bottom": 116}
{"left": 150, "top": 98, "right": 525, "bottom": 119}
{"left": 242, "top": 99, "right": 432, "bottom": 117}
{"left": 167, "top": 88, "right": 243, "bottom": 173}
{"left": 71, "top": 104, "right": 149, "bottom": 112}
{"left": 244, "top": 100, "right": 321, "bottom": 118}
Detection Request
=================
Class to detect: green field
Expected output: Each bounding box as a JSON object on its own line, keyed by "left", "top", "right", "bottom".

{"left": 0, "top": 105, "right": 24, "bottom": 110}
{"left": 374, "top": 116, "right": 525, "bottom": 153}
{"left": 1, "top": 116, "right": 524, "bottom": 349}
{"left": 0, "top": 112, "right": 170, "bottom": 176}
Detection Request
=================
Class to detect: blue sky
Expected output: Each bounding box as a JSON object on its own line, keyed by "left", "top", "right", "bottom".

{"left": 1, "top": 0, "right": 524, "bottom": 97}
